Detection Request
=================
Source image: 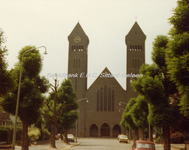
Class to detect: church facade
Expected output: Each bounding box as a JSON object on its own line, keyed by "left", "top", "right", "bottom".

{"left": 67, "top": 22, "right": 146, "bottom": 137}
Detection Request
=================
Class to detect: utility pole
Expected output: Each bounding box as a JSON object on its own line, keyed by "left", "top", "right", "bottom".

{"left": 50, "top": 74, "right": 58, "bottom": 148}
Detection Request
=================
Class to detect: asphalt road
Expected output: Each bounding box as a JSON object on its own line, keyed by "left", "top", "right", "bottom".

{"left": 12, "top": 138, "right": 185, "bottom": 150}
{"left": 70, "top": 138, "right": 135, "bottom": 150}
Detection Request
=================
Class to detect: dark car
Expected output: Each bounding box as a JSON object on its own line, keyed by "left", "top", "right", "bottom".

{"left": 132, "top": 140, "right": 156, "bottom": 150}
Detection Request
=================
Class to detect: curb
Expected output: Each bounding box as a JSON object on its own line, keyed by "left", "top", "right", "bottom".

{"left": 61, "top": 143, "right": 81, "bottom": 150}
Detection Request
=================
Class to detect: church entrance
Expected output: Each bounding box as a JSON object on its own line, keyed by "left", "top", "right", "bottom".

{"left": 112, "top": 124, "right": 121, "bottom": 137}
{"left": 101, "top": 123, "right": 110, "bottom": 137}
{"left": 90, "top": 124, "right": 98, "bottom": 137}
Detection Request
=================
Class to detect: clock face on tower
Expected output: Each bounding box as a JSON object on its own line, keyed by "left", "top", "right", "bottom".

{"left": 74, "top": 36, "right": 81, "bottom": 43}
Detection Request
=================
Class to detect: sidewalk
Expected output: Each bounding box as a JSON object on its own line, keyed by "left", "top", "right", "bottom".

{"left": 129, "top": 140, "right": 185, "bottom": 150}
{"left": 13, "top": 140, "right": 80, "bottom": 150}
{"left": 171, "top": 144, "right": 185, "bottom": 150}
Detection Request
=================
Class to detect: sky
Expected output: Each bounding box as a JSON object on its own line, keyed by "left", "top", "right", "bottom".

{"left": 0, "top": 0, "right": 178, "bottom": 90}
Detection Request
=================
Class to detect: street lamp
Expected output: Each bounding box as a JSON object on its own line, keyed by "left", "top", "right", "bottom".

{"left": 12, "top": 46, "right": 47, "bottom": 150}
{"left": 119, "top": 108, "right": 124, "bottom": 112}
{"left": 119, "top": 101, "right": 127, "bottom": 106}
{"left": 76, "top": 98, "right": 88, "bottom": 143}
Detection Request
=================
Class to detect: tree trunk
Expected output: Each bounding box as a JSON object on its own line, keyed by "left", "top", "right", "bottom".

{"left": 134, "top": 130, "right": 139, "bottom": 141}
{"left": 163, "top": 126, "right": 170, "bottom": 150}
{"left": 141, "top": 128, "right": 145, "bottom": 140}
{"left": 150, "top": 125, "right": 153, "bottom": 142}
{"left": 50, "top": 122, "right": 56, "bottom": 148}
{"left": 60, "top": 129, "right": 63, "bottom": 141}
{"left": 63, "top": 129, "right": 68, "bottom": 143}
{"left": 21, "top": 121, "right": 29, "bottom": 150}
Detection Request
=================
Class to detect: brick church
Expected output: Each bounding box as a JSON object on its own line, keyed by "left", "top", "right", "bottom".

{"left": 67, "top": 22, "right": 146, "bottom": 137}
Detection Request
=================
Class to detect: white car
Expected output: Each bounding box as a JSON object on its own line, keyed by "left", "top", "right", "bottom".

{"left": 67, "top": 134, "right": 75, "bottom": 142}
{"left": 118, "top": 135, "right": 128, "bottom": 143}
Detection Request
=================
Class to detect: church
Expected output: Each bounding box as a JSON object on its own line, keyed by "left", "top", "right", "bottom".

{"left": 67, "top": 22, "right": 146, "bottom": 137}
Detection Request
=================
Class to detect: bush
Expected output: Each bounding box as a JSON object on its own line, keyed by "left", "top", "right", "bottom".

{"left": 28, "top": 125, "right": 41, "bottom": 142}
{"left": 42, "top": 128, "right": 50, "bottom": 140}
{"left": 170, "top": 132, "right": 185, "bottom": 143}
{"left": 0, "top": 126, "right": 22, "bottom": 144}
{"left": 0, "top": 128, "right": 8, "bottom": 142}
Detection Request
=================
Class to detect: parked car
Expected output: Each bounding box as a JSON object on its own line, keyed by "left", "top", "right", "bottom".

{"left": 132, "top": 140, "right": 156, "bottom": 150}
{"left": 67, "top": 134, "right": 75, "bottom": 142}
{"left": 56, "top": 133, "right": 61, "bottom": 139}
{"left": 118, "top": 135, "right": 128, "bottom": 143}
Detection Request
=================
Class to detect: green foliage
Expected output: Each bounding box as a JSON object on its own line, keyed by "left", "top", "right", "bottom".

{"left": 1, "top": 46, "right": 49, "bottom": 124}
{"left": 0, "top": 29, "right": 15, "bottom": 97}
{"left": 58, "top": 110, "right": 78, "bottom": 130}
{"left": 42, "top": 128, "right": 50, "bottom": 140}
{"left": 166, "top": 0, "right": 189, "bottom": 116}
{"left": 43, "top": 78, "right": 78, "bottom": 132}
{"left": 0, "top": 128, "right": 8, "bottom": 142}
{"left": 18, "top": 46, "right": 42, "bottom": 79}
{"left": 131, "top": 95, "right": 148, "bottom": 128}
{"left": 120, "top": 98, "right": 138, "bottom": 130}
{"left": 57, "top": 79, "right": 78, "bottom": 112}
{"left": 152, "top": 35, "right": 169, "bottom": 69}
{"left": 169, "top": 0, "right": 189, "bottom": 35}
{"left": 132, "top": 34, "right": 178, "bottom": 128}
{"left": 0, "top": 126, "right": 22, "bottom": 143}
{"left": 28, "top": 125, "right": 41, "bottom": 142}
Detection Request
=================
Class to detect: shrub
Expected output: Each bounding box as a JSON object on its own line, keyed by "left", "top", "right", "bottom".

{"left": 0, "top": 128, "right": 8, "bottom": 142}
{"left": 0, "top": 126, "right": 22, "bottom": 144}
{"left": 170, "top": 132, "right": 185, "bottom": 143}
{"left": 28, "top": 125, "right": 41, "bottom": 142}
{"left": 42, "top": 128, "right": 50, "bottom": 140}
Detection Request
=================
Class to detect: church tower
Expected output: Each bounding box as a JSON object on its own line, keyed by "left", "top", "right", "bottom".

{"left": 125, "top": 22, "right": 146, "bottom": 102}
{"left": 68, "top": 22, "right": 89, "bottom": 100}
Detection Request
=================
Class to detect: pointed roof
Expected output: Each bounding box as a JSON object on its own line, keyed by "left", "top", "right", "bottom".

{"left": 68, "top": 22, "right": 89, "bottom": 44}
{"left": 87, "top": 67, "right": 125, "bottom": 91}
{"left": 126, "top": 21, "right": 146, "bottom": 42}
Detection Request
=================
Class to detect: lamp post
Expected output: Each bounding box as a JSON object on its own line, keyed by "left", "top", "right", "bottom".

{"left": 12, "top": 46, "right": 47, "bottom": 150}
{"left": 119, "top": 102, "right": 127, "bottom": 106}
{"left": 119, "top": 108, "right": 124, "bottom": 112}
{"left": 76, "top": 98, "right": 88, "bottom": 143}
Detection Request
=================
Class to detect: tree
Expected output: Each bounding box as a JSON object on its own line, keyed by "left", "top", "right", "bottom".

{"left": 132, "top": 35, "right": 179, "bottom": 150}
{"left": 42, "top": 78, "right": 78, "bottom": 147}
{"left": 167, "top": 0, "right": 189, "bottom": 117}
{"left": 57, "top": 110, "right": 78, "bottom": 143}
{"left": 130, "top": 95, "right": 149, "bottom": 140}
{"left": 1, "top": 46, "right": 49, "bottom": 150}
{"left": 0, "top": 28, "right": 15, "bottom": 98}
{"left": 120, "top": 98, "right": 139, "bottom": 140}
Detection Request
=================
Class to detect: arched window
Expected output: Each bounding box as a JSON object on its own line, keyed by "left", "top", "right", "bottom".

{"left": 97, "top": 86, "right": 115, "bottom": 111}
{"left": 97, "top": 90, "right": 100, "bottom": 111}
{"left": 73, "top": 58, "right": 75, "bottom": 68}
{"left": 90, "top": 124, "right": 98, "bottom": 137}
{"left": 135, "top": 45, "right": 137, "bottom": 51}
{"left": 101, "top": 123, "right": 110, "bottom": 137}
{"left": 104, "top": 85, "right": 107, "bottom": 111}
{"left": 100, "top": 87, "right": 103, "bottom": 111}
{"left": 108, "top": 87, "right": 111, "bottom": 111}
{"left": 138, "top": 58, "right": 139, "bottom": 68}
{"left": 112, "top": 90, "right": 115, "bottom": 111}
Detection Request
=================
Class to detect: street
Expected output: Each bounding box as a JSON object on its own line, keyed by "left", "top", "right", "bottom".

{"left": 70, "top": 138, "right": 131, "bottom": 150}
{"left": 11, "top": 138, "right": 185, "bottom": 150}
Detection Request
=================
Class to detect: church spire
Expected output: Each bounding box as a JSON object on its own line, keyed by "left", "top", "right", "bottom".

{"left": 126, "top": 22, "right": 146, "bottom": 44}
{"left": 68, "top": 22, "right": 89, "bottom": 45}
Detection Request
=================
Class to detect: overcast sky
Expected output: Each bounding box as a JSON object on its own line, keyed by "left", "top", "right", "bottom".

{"left": 0, "top": 0, "right": 178, "bottom": 90}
